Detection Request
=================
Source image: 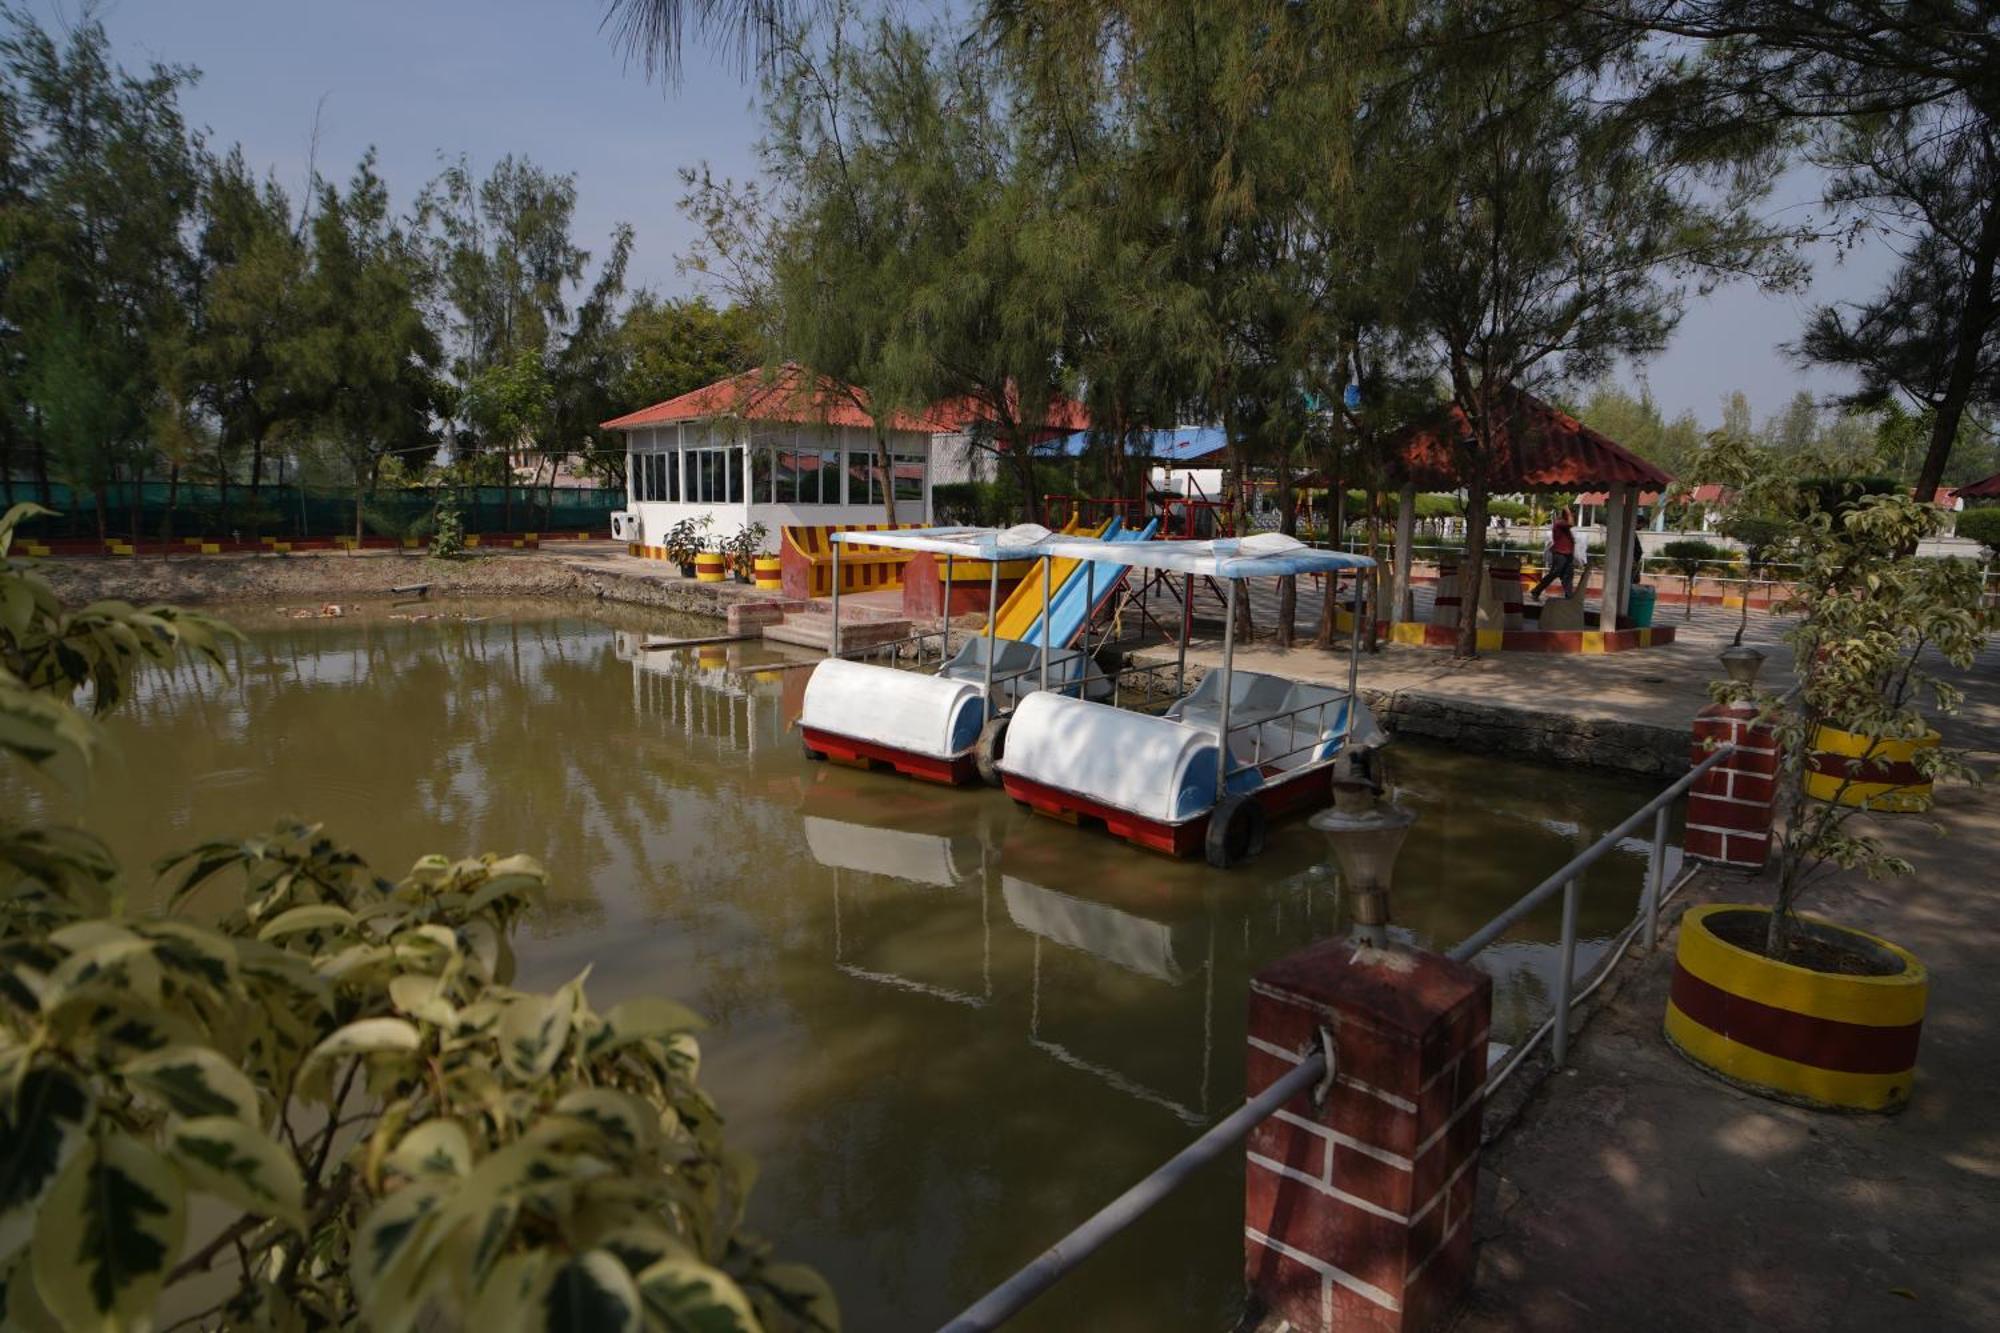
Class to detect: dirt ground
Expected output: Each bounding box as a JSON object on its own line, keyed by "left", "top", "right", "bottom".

{"left": 29, "top": 547, "right": 605, "bottom": 606}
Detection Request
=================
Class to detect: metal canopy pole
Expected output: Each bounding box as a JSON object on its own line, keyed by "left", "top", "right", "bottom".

{"left": 830, "top": 541, "right": 842, "bottom": 658}
{"left": 1039, "top": 555, "right": 1052, "bottom": 695}
{"left": 1215, "top": 579, "right": 1237, "bottom": 803}
{"left": 1346, "top": 565, "right": 1364, "bottom": 704}
{"left": 1080, "top": 559, "right": 1095, "bottom": 696}
{"left": 983, "top": 559, "right": 999, "bottom": 710}
{"left": 942, "top": 554, "right": 954, "bottom": 664}
{"left": 1176, "top": 573, "right": 1192, "bottom": 698}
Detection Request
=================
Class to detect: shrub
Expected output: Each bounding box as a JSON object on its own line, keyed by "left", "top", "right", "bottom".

{"left": 1957, "top": 505, "right": 2000, "bottom": 562}
{"left": 429, "top": 505, "right": 466, "bottom": 558}
{"left": 662, "top": 514, "right": 713, "bottom": 567}
{"left": 0, "top": 503, "right": 835, "bottom": 1333}
{"left": 1660, "top": 538, "right": 1727, "bottom": 619}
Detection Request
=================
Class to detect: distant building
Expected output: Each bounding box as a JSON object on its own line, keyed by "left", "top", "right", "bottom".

{"left": 601, "top": 365, "right": 944, "bottom": 553}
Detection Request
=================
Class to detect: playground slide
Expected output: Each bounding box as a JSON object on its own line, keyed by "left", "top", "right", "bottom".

{"left": 987, "top": 517, "right": 1116, "bottom": 640}
{"left": 1028, "top": 518, "right": 1161, "bottom": 650}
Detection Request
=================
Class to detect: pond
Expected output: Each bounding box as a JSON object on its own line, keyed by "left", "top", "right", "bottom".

{"left": 15, "top": 600, "right": 1675, "bottom": 1331}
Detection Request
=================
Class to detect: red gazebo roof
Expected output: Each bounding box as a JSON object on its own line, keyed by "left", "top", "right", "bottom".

{"left": 1386, "top": 391, "right": 1674, "bottom": 493}
{"left": 601, "top": 364, "right": 945, "bottom": 434}
{"left": 1950, "top": 472, "right": 2000, "bottom": 500}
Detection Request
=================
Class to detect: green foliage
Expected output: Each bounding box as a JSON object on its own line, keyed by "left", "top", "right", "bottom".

{"left": 661, "top": 515, "right": 712, "bottom": 568}
{"left": 430, "top": 507, "right": 467, "bottom": 560}
{"left": 1659, "top": 538, "right": 1726, "bottom": 576}
{"left": 1956, "top": 506, "right": 2000, "bottom": 561}
{"left": 721, "top": 522, "right": 768, "bottom": 579}
{"left": 0, "top": 501, "right": 834, "bottom": 1331}
{"left": 1715, "top": 494, "right": 1993, "bottom": 958}
{"left": 1795, "top": 474, "right": 1899, "bottom": 517}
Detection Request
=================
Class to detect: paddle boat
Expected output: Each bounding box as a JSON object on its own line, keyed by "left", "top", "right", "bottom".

{"left": 797, "top": 524, "right": 1147, "bottom": 785}
{"left": 992, "top": 532, "right": 1384, "bottom": 866}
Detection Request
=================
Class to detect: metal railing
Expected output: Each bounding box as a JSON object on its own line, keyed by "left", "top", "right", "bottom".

{"left": 936, "top": 739, "right": 1734, "bottom": 1333}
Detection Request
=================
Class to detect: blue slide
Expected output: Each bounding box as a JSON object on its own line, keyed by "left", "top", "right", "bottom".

{"left": 1028, "top": 518, "right": 1161, "bottom": 650}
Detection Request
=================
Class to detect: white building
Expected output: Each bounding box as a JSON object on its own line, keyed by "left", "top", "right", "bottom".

{"left": 602, "top": 365, "right": 939, "bottom": 554}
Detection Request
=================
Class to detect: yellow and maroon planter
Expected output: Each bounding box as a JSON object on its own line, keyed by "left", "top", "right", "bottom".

{"left": 753, "top": 555, "right": 783, "bottom": 590}
{"left": 1666, "top": 904, "right": 1926, "bottom": 1112}
{"left": 1805, "top": 725, "right": 1938, "bottom": 813}
{"left": 693, "top": 551, "right": 727, "bottom": 583}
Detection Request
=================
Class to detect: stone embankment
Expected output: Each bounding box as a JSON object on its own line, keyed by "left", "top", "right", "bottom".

{"left": 29, "top": 546, "right": 761, "bottom": 621}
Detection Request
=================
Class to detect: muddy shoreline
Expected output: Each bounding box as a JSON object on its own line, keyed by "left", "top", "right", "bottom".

{"left": 28, "top": 547, "right": 750, "bottom": 621}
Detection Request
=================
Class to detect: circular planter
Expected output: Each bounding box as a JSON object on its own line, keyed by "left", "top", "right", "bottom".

{"left": 753, "top": 555, "right": 783, "bottom": 590}
{"left": 1665, "top": 904, "right": 1926, "bottom": 1112}
{"left": 1805, "top": 725, "right": 1938, "bottom": 813}
{"left": 694, "top": 552, "right": 727, "bottom": 583}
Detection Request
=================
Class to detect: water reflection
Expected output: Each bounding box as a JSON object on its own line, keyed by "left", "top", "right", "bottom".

{"left": 11, "top": 601, "right": 1675, "bottom": 1333}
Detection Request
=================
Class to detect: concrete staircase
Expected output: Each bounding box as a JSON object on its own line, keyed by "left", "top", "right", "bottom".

{"left": 760, "top": 596, "right": 912, "bottom": 652}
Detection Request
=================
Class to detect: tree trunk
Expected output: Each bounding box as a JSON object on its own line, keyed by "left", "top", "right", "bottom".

{"left": 33, "top": 435, "right": 52, "bottom": 506}
{"left": 1916, "top": 192, "right": 2000, "bottom": 501}
{"left": 1275, "top": 459, "right": 1297, "bottom": 649}
{"left": 129, "top": 460, "right": 144, "bottom": 549}
{"left": 1456, "top": 480, "right": 1489, "bottom": 659}
{"left": 164, "top": 462, "right": 179, "bottom": 560}
{"left": 93, "top": 482, "right": 108, "bottom": 545}
{"left": 875, "top": 425, "right": 897, "bottom": 524}
{"left": 1012, "top": 431, "right": 1039, "bottom": 525}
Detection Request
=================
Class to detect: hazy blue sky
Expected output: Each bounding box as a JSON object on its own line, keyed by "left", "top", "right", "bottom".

{"left": 46, "top": 0, "right": 1897, "bottom": 428}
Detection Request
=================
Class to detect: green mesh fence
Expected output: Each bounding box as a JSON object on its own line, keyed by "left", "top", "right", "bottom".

{"left": 2, "top": 482, "right": 622, "bottom": 540}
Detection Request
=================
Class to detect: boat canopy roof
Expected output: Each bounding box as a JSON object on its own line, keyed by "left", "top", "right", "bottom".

{"left": 1038, "top": 532, "right": 1375, "bottom": 579}
{"left": 829, "top": 524, "right": 1075, "bottom": 560}
{"left": 833, "top": 525, "right": 1375, "bottom": 578}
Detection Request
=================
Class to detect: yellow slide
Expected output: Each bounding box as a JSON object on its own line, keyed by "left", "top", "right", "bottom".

{"left": 986, "top": 516, "right": 1112, "bottom": 640}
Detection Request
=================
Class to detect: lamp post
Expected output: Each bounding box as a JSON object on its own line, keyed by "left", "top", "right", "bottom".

{"left": 1309, "top": 781, "right": 1416, "bottom": 948}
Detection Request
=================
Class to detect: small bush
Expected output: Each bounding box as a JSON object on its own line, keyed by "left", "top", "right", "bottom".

{"left": 1957, "top": 505, "right": 2000, "bottom": 561}
{"left": 429, "top": 505, "right": 465, "bottom": 558}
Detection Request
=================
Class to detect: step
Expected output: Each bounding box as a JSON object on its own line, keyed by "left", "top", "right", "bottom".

{"left": 762, "top": 613, "right": 912, "bottom": 651}
{"left": 804, "top": 596, "right": 910, "bottom": 625}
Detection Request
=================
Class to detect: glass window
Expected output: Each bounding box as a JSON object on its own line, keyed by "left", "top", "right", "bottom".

{"left": 667, "top": 447, "right": 679, "bottom": 502}
{"left": 893, "top": 446, "right": 926, "bottom": 503}
{"left": 753, "top": 447, "right": 774, "bottom": 504}
{"left": 726, "top": 446, "right": 743, "bottom": 504}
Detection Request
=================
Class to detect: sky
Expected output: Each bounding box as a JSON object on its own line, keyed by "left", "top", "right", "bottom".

{"left": 42, "top": 0, "right": 1900, "bottom": 430}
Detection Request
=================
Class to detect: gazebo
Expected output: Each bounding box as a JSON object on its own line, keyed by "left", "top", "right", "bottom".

{"left": 1952, "top": 472, "right": 2000, "bottom": 502}
{"left": 1380, "top": 390, "right": 1674, "bottom": 636}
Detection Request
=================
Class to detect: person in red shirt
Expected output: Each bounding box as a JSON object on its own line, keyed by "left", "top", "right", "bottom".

{"left": 1530, "top": 506, "right": 1577, "bottom": 600}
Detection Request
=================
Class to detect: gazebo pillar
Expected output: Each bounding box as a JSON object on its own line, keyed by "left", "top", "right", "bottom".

{"left": 1391, "top": 483, "right": 1417, "bottom": 625}
{"left": 1600, "top": 483, "right": 1634, "bottom": 627}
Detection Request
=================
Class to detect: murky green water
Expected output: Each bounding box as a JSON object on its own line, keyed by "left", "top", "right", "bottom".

{"left": 13, "top": 600, "right": 1672, "bottom": 1331}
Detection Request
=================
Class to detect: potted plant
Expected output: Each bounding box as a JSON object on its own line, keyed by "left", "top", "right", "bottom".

{"left": 1668, "top": 492, "right": 1990, "bottom": 1112}
{"left": 662, "top": 514, "right": 710, "bottom": 578}
{"left": 723, "top": 521, "right": 768, "bottom": 583}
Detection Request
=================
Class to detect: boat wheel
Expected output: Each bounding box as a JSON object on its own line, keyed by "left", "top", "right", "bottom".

{"left": 975, "top": 716, "right": 1011, "bottom": 788}
{"left": 801, "top": 733, "right": 826, "bottom": 762}
{"left": 1205, "top": 794, "right": 1267, "bottom": 868}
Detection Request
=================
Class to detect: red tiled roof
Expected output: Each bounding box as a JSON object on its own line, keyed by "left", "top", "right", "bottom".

{"left": 931, "top": 389, "right": 1090, "bottom": 435}
{"left": 601, "top": 364, "right": 946, "bottom": 434}
{"left": 1386, "top": 390, "right": 1675, "bottom": 492}
{"left": 1915, "top": 486, "right": 1961, "bottom": 506}
{"left": 1687, "top": 483, "right": 1732, "bottom": 505}
{"left": 1953, "top": 471, "right": 2000, "bottom": 500}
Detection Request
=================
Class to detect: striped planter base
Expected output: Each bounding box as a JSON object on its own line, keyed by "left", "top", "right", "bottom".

{"left": 1805, "top": 726, "right": 1938, "bottom": 813}
{"left": 1666, "top": 905, "right": 1926, "bottom": 1113}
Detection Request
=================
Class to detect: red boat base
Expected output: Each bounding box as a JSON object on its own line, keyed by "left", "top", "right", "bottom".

{"left": 1000, "top": 763, "right": 1332, "bottom": 859}
{"left": 801, "top": 726, "right": 979, "bottom": 787}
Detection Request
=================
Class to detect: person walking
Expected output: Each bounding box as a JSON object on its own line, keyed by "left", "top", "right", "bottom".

{"left": 1531, "top": 506, "right": 1578, "bottom": 600}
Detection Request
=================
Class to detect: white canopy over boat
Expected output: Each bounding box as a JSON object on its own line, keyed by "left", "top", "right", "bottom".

{"left": 1034, "top": 531, "right": 1376, "bottom": 579}
{"left": 829, "top": 524, "right": 1070, "bottom": 560}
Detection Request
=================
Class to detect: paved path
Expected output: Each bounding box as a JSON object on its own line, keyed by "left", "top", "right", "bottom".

{"left": 1451, "top": 781, "right": 2000, "bottom": 1331}
{"left": 1133, "top": 575, "right": 2000, "bottom": 764}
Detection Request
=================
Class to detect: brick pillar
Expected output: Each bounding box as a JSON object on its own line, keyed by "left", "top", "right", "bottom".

{"left": 1686, "top": 701, "right": 1778, "bottom": 869}
{"left": 1245, "top": 939, "right": 1492, "bottom": 1332}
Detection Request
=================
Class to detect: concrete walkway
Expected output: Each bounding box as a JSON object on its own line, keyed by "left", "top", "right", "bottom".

{"left": 1139, "top": 577, "right": 2000, "bottom": 773}
{"left": 1452, "top": 781, "right": 2000, "bottom": 1332}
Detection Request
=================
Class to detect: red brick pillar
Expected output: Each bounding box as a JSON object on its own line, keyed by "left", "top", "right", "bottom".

{"left": 1245, "top": 939, "right": 1492, "bottom": 1332}
{"left": 1686, "top": 702, "right": 1778, "bottom": 869}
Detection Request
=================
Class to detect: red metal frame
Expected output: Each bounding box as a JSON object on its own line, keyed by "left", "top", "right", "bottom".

{"left": 1001, "top": 761, "right": 1332, "bottom": 860}
{"left": 800, "top": 726, "right": 980, "bottom": 787}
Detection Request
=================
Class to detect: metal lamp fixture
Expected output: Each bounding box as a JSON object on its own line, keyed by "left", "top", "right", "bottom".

{"left": 1309, "top": 781, "right": 1416, "bottom": 947}
{"left": 1718, "top": 644, "right": 1767, "bottom": 687}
